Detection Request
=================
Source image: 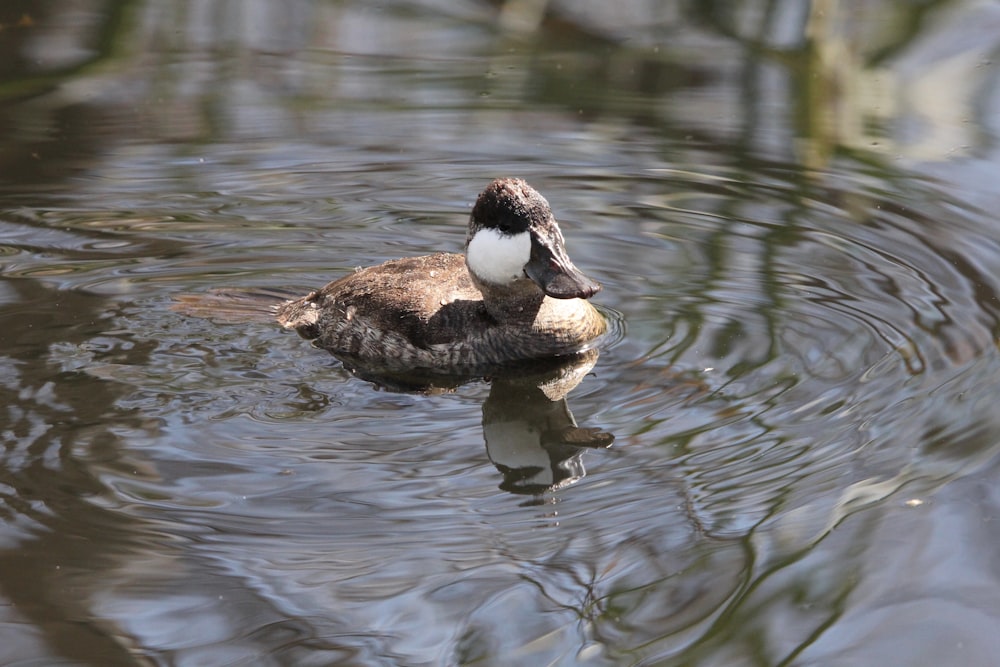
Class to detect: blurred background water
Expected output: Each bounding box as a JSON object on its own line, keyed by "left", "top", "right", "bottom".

{"left": 2, "top": 1, "right": 1000, "bottom": 665}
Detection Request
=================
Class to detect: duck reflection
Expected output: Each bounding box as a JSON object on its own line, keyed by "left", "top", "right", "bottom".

{"left": 174, "top": 290, "right": 615, "bottom": 495}
{"left": 482, "top": 353, "right": 614, "bottom": 495}
{"left": 337, "top": 349, "right": 614, "bottom": 495}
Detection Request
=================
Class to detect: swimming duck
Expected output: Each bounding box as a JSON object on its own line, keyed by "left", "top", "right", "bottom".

{"left": 275, "top": 178, "right": 606, "bottom": 369}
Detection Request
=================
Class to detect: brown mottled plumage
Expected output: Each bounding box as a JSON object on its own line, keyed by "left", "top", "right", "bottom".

{"left": 275, "top": 179, "right": 606, "bottom": 370}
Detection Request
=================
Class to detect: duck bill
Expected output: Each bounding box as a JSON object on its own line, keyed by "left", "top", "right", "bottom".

{"left": 524, "top": 222, "right": 601, "bottom": 299}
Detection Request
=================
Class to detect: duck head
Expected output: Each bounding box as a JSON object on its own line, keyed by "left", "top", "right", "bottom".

{"left": 465, "top": 178, "right": 601, "bottom": 300}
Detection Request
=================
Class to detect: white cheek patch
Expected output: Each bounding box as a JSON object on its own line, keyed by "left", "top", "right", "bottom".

{"left": 466, "top": 228, "right": 531, "bottom": 285}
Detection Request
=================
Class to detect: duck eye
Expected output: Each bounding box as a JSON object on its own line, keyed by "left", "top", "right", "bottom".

{"left": 496, "top": 215, "right": 518, "bottom": 234}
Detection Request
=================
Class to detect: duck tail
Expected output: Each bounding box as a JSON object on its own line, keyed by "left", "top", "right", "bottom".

{"left": 171, "top": 287, "right": 298, "bottom": 324}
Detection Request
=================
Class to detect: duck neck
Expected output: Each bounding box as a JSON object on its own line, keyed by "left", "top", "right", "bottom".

{"left": 471, "top": 274, "right": 546, "bottom": 324}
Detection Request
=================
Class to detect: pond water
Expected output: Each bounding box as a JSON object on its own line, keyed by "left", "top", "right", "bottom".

{"left": 3, "top": 1, "right": 1000, "bottom": 665}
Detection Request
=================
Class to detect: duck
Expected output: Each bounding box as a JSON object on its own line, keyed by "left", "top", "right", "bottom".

{"left": 275, "top": 178, "right": 607, "bottom": 370}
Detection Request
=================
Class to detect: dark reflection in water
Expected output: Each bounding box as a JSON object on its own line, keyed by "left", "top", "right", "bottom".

{"left": 331, "top": 349, "right": 620, "bottom": 498}
{"left": 294, "top": 346, "right": 619, "bottom": 498}
{"left": 3, "top": 0, "right": 1000, "bottom": 665}
{"left": 0, "top": 283, "right": 146, "bottom": 666}
{"left": 483, "top": 363, "right": 615, "bottom": 497}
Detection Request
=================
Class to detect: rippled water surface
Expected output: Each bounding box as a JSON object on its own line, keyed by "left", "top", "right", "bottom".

{"left": 4, "top": 2, "right": 1000, "bottom": 665}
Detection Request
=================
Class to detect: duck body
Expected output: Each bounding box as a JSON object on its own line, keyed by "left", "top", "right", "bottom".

{"left": 275, "top": 178, "right": 607, "bottom": 370}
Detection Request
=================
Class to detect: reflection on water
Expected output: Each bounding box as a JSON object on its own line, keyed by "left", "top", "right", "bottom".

{"left": 3, "top": 1, "right": 1000, "bottom": 665}
{"left": 480, "top": 353, "right": 615, "bottom": 496}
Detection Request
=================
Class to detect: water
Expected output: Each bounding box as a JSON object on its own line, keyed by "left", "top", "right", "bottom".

{"left": 3, "top": 1, "right": 1000, "bottom": 665}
